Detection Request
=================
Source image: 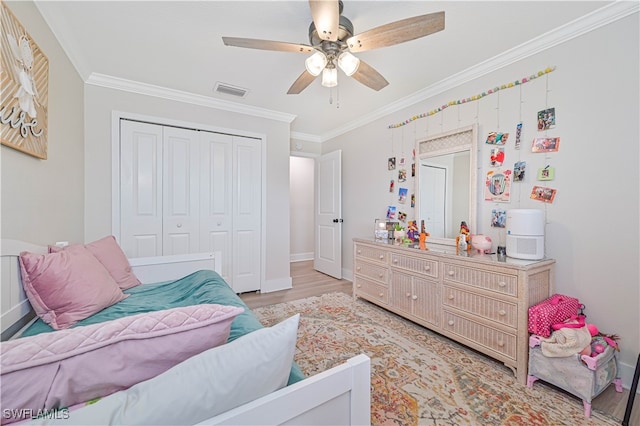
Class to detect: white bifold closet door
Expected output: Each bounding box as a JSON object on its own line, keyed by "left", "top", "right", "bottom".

{"left": 199, "top": 132, "right": 262, "bottom": 293}
{"left": 119, "top": 120, "right": 261, "bottom": 292}
{"left": 163, "top": 126, "right": 201, "bottom": 255}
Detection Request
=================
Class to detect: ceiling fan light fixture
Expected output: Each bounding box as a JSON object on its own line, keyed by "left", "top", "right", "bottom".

{"left": 305, "top": 51, "right": 328, "bottom": 76}
{"left": 321, "top": 67, "right": 338, "bottom": 87}
{"left": 337, "top": 52, "right": 360, "bottom": 76}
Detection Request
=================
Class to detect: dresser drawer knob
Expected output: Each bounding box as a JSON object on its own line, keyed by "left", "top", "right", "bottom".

{"left": 406, "top": 292, "right": 411, "bottom": 298}
{"left": 412, "top": 295, "right": 418, "bottom": 300}
{"left": 448, "top": 295, "right": 454, "bottom": 300}
{"left": 497, "top": 340, "right": 505, "bottom": 347}
{"left": 379, "top": 292, "right": 384, "bottom": 297}
{"left": 356, "top": 284, "right": 362, "bottom": 288}
{"left": 393, "top": 259, "right": 399, "bottom": 264}
{"left": 379, "top": 254, "right": 384, "bottom": 260}
{"left": 498, "top": 310, "right": 506, "bottom": 316}
{"left": 424, "top": 265, "right": 431, "bottom": 271}
{"left": 498, "top": 281, "right": 506, "bottom": 287}
{"left": 356, "top": 266, "right": 361, "bottom": 271}
{"left": 357, "top": 249, "right": 362, "bottom": 254}
{"left": 379, "top": 273, "right": 384, "bottom": 278}
{"left": 448, "top": 320, "right": 454, "bottom": 326}
{"left": 448, "top": 270, "right": 455, "bottom": 276}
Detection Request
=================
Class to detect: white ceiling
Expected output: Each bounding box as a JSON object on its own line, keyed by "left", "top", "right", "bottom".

{"left": 34, "top": 1, "right": 612, "bottom": 140}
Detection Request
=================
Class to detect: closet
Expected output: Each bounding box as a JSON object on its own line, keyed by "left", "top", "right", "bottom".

{"left": 118, "top": 119, "right": 262, "bottom": 293}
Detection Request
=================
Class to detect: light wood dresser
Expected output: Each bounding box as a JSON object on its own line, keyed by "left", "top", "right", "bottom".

{"left": 353, "top": 238, "right": 555, "bottom": 385}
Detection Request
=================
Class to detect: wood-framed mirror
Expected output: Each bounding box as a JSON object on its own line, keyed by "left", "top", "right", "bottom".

{"left": 415, "top": 124, "right": 478, "bottom": 246}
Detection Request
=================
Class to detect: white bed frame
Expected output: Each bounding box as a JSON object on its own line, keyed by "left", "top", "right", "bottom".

{"left": 0, "top": 239, "right": 371, "bottom": 425}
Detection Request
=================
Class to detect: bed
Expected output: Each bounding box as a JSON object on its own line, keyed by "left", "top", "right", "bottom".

{"left": 1, "top": 238, "right": 371, "bottom": 425}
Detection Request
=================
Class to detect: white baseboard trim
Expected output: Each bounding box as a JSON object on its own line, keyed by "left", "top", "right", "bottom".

{"left": 261, "top": 277, "right": 292, "bottom": 294}
{"left": 619, "top": 361, "right": 640, "bottom": 393}
{"left": 342, "top": 268, "right": 353, "bottom": 282}
{"left": 290, "top": 252, "right": 314, "bottom": 262}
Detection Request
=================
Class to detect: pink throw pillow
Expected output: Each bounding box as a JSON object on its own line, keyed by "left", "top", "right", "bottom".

{"left": 0, "top": 304, "right": 244, "bottom": 425}
{"left": 50, "top": 236, "right": 141, "bottom": 290}
{"left": 19, "top": 245, "right": 128, "bottom": 330}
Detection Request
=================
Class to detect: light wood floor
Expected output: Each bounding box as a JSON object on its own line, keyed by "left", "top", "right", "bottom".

{"left": 239, "top": 260, "right": 352, "bottom": 310}
{"left": 240, "top": 260, "right": 637, "bottom": 424}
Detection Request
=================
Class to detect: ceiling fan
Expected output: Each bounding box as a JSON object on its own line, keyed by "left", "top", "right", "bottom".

{"left": 222, "top": 1, "right": 444, "bottom": 94}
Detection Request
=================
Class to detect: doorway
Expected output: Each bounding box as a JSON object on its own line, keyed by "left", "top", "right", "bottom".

{"left": 290, "top": 151, "right": 342, "bottom": 279}
{"left": 289, "top": 156, "right": 315, "bottom": 262}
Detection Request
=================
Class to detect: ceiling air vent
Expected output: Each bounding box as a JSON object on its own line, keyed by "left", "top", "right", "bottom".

{"left": 214, "top": 82, "right": 249, "bottom": 98}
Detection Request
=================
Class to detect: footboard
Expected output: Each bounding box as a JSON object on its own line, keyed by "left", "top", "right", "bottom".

{"left": 203, "top": 354, "right": 371, "bottom": 426}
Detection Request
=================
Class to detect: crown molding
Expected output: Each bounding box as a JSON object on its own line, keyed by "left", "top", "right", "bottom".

{"left": 319, "top": 1, "right": 639, "bottom": 142}
{"left": 291, "top": 131, "right": 323, "bottom": 143}
{"left": 86, "top": 73, "right": 297, "bottom": 124}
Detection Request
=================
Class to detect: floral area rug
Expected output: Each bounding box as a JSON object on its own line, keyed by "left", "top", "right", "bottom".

{"left": 253, "top": 292, "right": 620, "bottom": 426}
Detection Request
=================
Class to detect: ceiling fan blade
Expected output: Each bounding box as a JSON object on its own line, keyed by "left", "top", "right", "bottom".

{"left": 346, "top": 11, "right": 445, "bottom": 53}
{"left": 309, "top": 0, "right": 340, "bottom": 42}
{"left": 222, "top": 37, "right": 314, "bottom": 54}
{"left": 287, "top": 70, "right": 318, "bottom": 94}
{"left": 350, "top": 60, "right": 389, "bottom": 91}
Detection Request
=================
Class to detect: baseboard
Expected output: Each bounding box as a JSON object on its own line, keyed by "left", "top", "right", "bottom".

{"left": 290, "top": 252, "right": 314, "bottom": 262}
{"left": 619, "top": 360, "right": 640, "bottom": 393}
{"left": 342, "top": 268, "right": 353, "bottom": 282}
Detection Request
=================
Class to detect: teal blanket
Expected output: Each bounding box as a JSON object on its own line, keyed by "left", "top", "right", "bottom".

{"left": 22, "top": 270, "right": 304, "bottom": 384}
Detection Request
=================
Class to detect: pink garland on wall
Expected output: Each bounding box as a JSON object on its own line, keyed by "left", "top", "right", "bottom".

{"left": 387, "top": 66, "right": 557, "bottom": 129}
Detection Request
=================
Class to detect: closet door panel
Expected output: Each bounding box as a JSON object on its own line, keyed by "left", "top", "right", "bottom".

{"left": 163, "top": 127, "right": 200, "bottom": 255}
{"left": 199, "top": 132, "right": 233, "bottom": 283}
{"left": 120, "top": 121, "right": 163, "bottom": 258}
{"left": 235, "top": 229, "right": 257, "bottom": 273}
{"left": 232, "top": 136, "right": 261, "bottom": 293}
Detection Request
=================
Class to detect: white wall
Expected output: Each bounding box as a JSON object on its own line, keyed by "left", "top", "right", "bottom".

{"left": 323, "top": 13, "right": 639, "bottom": 386}
{"left": 83, "top": 85, "right": 292, "bottom": 291}
{"left": 1, "top": 1, "right": 84, "bottom": 246}
{"left": 290, "top": 156, "right": 315, "bottom": 262}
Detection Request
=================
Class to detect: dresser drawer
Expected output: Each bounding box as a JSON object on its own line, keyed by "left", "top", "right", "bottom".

{"left": 355, "top": 244, "right": 388, "bottom": 264}
{"left": 442, "top": 263, "right": 517, "bottom": 296}
{"left": 390, "top": 252, "right": 438, "bottom": 279}
{"left": 354, "top": 276, "right": 388, "bottom": 304}
{"left": 443, "top": 285, "right": 517, "bottom": 328}
{"left": 355, "top": 259, "right": 388, "bottom": 283}
{"left": 442, "top": 310, "right": 517, "bottom": 360}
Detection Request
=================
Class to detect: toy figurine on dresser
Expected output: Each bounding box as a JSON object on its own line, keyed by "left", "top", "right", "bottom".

{"left": 456, "top": 221, "right": 471, "bottom": 254}
{"left": 406, "top": 220, "right": 419, "bottom": 242}
{"left": 419, "top": 220, "right": 429, "bottom": 250}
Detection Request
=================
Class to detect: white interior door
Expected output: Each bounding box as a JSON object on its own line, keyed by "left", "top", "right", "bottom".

{"left": 232, "top": 136, "right": 262, "bottom": 293}
{"left": 199, "top": 131, "right": 233, "bottom": 283}
{"left": 421, "top": 164, "right": 446, "bottom": 238}
{"left": 162, "top": 126, "right": 200, "bottom": 255}
{"left": 314, "top": 150, "right": 342, "bottom": 279}
{"left": 120, "top": 120, "right": 163, "bottom": 258}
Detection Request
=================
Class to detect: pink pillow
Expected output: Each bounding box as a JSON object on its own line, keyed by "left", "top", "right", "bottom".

{"left": 0, "top": 304, "right": 244, "bottom": 425}
{"left": 19, "top": 245, "right": 128, "bottom": 330}
{"left": 51, "top": 236, "right": 141, "bottom": 290}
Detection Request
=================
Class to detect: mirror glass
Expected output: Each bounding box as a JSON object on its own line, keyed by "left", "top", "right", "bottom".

{"left": 415, "top": 125, "right": 477, "bottom": 245}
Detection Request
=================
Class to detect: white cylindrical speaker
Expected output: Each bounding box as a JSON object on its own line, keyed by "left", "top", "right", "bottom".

{"left": 506, "top": 209, "right": 545, "bottom": 260}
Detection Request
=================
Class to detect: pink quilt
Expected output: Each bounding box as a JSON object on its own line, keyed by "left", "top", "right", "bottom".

{"left": 1, "top": 304, "right": 243, "bottom": 424}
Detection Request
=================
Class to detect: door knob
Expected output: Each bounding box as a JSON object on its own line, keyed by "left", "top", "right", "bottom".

{"left": 332, "top": 218, "right": 344, "bottom": 223}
